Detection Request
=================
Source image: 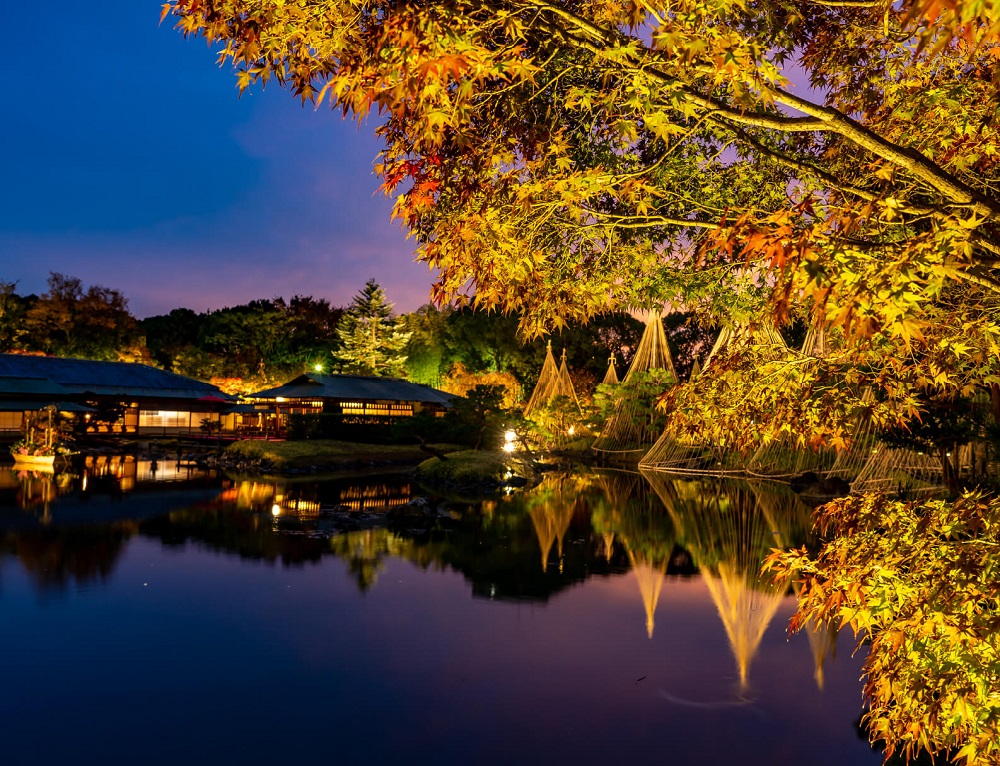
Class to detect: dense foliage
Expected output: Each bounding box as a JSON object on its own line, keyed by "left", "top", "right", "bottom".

{"left": 149, "top": 296, "right": 344, "bottom": 393}
{"left": 404, "top": 304, "right": 645, "bottom": 390}
{"left": 9, "top": 274, "right": 145, "bottom": 361}
{"left": 768, "top": 493, "right": 1000, "bottom": 765}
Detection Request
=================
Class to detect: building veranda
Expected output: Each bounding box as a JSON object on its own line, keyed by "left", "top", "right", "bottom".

{"left": 247, "top": 372, "right": 454, "bottom": 435}
{"left": 0, "top": 354, "right": 235, "bottom": 438}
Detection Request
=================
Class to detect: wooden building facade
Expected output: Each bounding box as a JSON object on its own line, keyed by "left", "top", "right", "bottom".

{"left": 0, "top": 354, "right": 236, "bottom": 437}
{"left": 248, "top": 372, "right": 455, "bottom": 432}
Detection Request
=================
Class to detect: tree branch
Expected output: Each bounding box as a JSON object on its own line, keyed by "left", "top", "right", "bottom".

{"left": 956, "top": 266, "right": 1000, "bottom": 296}
{"left": 523, "top": 0, "right": 1000, "bottom": 220}
{"left": 578, "top": 209, "right": 722, "bottom": 229}
{"left": 803, "top": 0, "right": 883, "bottom": 6}
{"left": 729, "top": 127, "right": 937, "bottom": 216}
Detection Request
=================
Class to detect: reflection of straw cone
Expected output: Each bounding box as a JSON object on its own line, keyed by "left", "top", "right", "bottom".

{"left": 595, "top": 471, "right": 649, "bottom": 508}
{"left": 756, "top": 482, "right": 841, "bottom": 690}
{"left": 527, "top": 476, "right": 579, "bottom": 572}
{"left": 626, "top": 550, "right": 667, "bottom": 639}
{"left": 794, "top": 584, "right": 840, "bottom": 691}
{"left": 596, "top": 470, "right": 676, "bottom": 638}
{"left": 806, "top": 617, "right": 838, "bottom": 690}
{"left": 702, "top": 564, "right": 785, "bottom": 690}
{"left": 601, "top": 532, "right": 615, "bottom": 561}
{"left": 642, "top": 475, "right": 797, "bottom": 690}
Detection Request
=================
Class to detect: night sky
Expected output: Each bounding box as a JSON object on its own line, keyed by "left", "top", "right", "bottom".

{"left": 1, "top": 2, "right": 435, "bottom": 318}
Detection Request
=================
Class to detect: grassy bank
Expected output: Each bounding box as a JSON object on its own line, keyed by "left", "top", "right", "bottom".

{"left": 415, "top": 449, "right": 518, "bottom": 487}
{"left": 227, "top": 439, "right": 463, "bottom": 470}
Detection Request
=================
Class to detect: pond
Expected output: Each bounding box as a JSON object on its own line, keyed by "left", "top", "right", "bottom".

{"left": 0, "top": 459, "right": 882, "bottom": 765}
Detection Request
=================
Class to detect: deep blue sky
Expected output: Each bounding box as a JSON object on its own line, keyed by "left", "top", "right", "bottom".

{"left": 1, "top": 2, "right": 434, "bottom": 318}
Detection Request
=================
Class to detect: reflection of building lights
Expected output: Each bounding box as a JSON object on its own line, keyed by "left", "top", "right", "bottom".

{"left": 502, "top": 442, "right": 516, "bottom": 453}
{"left": 271, "top": 504, "right": 281, "bottom": 517}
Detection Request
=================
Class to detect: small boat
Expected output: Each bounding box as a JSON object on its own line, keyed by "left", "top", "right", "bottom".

{"left": 11, "top": 405, "right": 71, "bottom": 472}
{"left": 12, "top": 453, "right": 57, "bottom": 470}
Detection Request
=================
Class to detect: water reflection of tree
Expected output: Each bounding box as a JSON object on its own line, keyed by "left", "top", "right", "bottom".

{"left": 592, "top": 471, "right": 680, "bottom": 638}
{"left": 327, "top": 530, "right": 432, "bottom": 592}
{"left": 406, "top": 477, "right": 623, "bottom": 602}
{"left": 642, "top": 474, "right": 820, "bottom": 691}
{"left": 140, "top": 508, "right": 330, "bottom": 566}
{"left": 0, "top": 522, "right": 135, "bottom": 590}
{"left": 134, "top": 485, "right": 618, "bottom": 601}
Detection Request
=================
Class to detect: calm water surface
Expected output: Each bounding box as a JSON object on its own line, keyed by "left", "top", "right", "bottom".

{"left": 0, "top": 459, "right": 881, "bottom": 765}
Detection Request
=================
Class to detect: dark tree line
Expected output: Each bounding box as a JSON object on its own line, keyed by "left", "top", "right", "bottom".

{"left": 0, "top": 273, "right": 708, "bottom": 397}
{"left": 143, "top": 296, "right": 344, "bottom": 393}
{"left": 0, "top": 274, "right": 144, "bottom": 361}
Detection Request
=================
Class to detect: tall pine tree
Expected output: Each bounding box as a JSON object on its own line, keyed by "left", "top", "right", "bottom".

{"left": 333, "top": 279, "right": 411, "bottom": 377}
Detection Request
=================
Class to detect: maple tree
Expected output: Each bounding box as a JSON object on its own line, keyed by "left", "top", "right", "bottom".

{"left": 440, "top": 361, "right": 523, "bottom": 409}
{"left": 164, "top": 0, "right": 1000, "bottom": 446}
{"left": 767, "top": 492, "right": 1000, "bottom": 765}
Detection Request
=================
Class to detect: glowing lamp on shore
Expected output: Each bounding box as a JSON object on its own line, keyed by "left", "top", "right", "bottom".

{"left": 502, "top": 429, "right": 518, "bottom": 453}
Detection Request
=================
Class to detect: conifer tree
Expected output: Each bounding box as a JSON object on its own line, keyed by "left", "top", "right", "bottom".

{"left": 333, "top": 279, "right": 411, "bottom": 377}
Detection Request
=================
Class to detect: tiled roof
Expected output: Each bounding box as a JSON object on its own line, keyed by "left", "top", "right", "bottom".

{"left": 0, "top": 355, "right": 229, "bottom": 401}
{"left": 0, "top": 376, "right": 73, "bottom": 397}
{"left": 0, "top": 399, "right": 95, "bottom": 413}
{"left": 251, "top": 373, "right": 456, "bottom": 406}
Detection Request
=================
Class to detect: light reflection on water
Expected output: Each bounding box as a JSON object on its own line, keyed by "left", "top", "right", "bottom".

{"left": 0, "top": 464, "right": 880, "bottom": 765}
